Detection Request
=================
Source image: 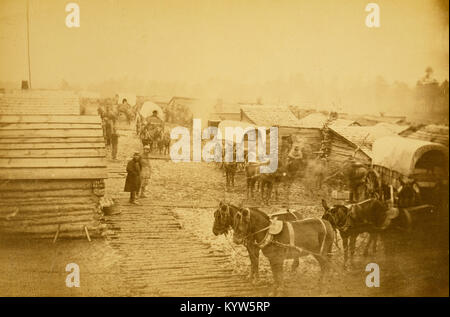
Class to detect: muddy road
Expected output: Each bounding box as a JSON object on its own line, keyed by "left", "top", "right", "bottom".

{"left": 0, "top": 131, "right": 447, "bottom": 297}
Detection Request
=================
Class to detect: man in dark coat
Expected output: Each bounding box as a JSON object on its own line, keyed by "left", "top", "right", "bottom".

{"left": 124, "top": 152, "right": 142, "bottom": 205}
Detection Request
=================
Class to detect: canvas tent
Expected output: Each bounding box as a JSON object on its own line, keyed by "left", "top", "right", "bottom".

{"left": 117, "top": 93, "right": 136, "bottom": 106}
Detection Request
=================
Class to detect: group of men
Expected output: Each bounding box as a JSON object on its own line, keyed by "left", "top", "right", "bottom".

{"left": 99, "top": 105, "right": 120, "bottom": 160}
{"left": 124, "top": 146, "right": 152, "bottom": 205}
{"left": 138, "top": 110, "right": 166, "bottom": 151}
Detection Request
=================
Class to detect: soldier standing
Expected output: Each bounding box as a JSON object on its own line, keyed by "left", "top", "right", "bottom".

{"left": 138, "top": 145, "right": 152, "bottom": 198}
{"left": 111, "top": 121, "right": 119, "bottom": 160}
{"left": 124, "top": 152, "right": 142, "bottom": 205}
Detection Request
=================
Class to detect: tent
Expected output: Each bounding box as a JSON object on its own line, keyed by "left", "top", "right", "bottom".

{"left": 139, "top": 101, "right": 165, "bottom": 121}
{"left": 117, "top": 93, "right": 136, "bottom": 106}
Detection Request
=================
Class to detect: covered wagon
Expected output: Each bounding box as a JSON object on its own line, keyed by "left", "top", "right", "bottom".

{"left": 372, "top": 136, "right": 448, "bottom": 204}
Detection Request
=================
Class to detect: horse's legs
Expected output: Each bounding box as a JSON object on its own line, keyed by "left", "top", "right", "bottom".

{"left": 349, "top": 234, "right": 357, "bottom": 267}
{"left": 246, "top": 179, "right": 250, "bottom": 199}
{"left": 260, "top": 181, "right": 265, "bottom": 202}
{"left": 266, "top": 183, "right": 272, "bottom": 205}
{"left": 363, "top": 234, "right": 372, "bottom": 257}
{"left": 363, "top": 233, "right": 378, "bottom": 257}
{"left": 285, "top": 183, "right": 290, "bottom": 204}
{"left": 290, "top": 250, "right": 300, "bottom": 272}
{"left": 268, "top": 257, "right": 285, "bottom": 296}
{"left": 274, "top": 182, "right": 279, "bottom": 202}
{"left": 372, "top": 233, "right": 378, "bottom": 255}
{"left": 313, "top": 255, "right": 329, "bottom": 286}
{"left": 246, "top": 244, "right": 260, "bottom": 283}
{"left": 341, "top": 234, "right": 349, "bottom": 269}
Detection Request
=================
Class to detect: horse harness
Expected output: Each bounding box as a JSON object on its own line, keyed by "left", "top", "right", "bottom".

{"left": 235, "top": 207, "right": 330, "bottom": 258}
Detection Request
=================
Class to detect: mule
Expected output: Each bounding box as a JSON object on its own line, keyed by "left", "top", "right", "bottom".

{"left": 157, "top": 129, "right": 171, "bottom": 155}
{"left": 397, "top": 179, "right": 422, "bottom": 208}
{"left": 223, "top": 162, "right": 237, "bottom": 189}
{"left": 260, "top": 159, "right": 301, "bottom": 205}
{"left": 212, "top": 202, "right": 303, "bottom": 284}
{"left": 321, "top": 198, "right": 387, "bottom": 268}
{"left": 232, "top": 206, "right": 335, "bottom": 295}
{"left": 245, "top": 163, "right": 262, "bottom": 199}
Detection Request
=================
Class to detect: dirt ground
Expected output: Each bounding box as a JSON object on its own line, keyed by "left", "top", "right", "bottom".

{"left": 0, "top": 130, "right": 448, "bottom": 297}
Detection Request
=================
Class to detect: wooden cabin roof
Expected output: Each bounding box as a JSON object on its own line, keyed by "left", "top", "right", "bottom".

{"left": 329, "top": 125, "right": 398, "bottom": 157}
{"left": 402, "top": 124, "right": 449, "bottom": 147}
{"left": 297, "top": 112, "right": 359, "bottom": 128}
{"left": 0, "top": 90, "right": 79, "bottom": 115}
{"left": 240, "top": 105, "right": 301, "bottom": 127}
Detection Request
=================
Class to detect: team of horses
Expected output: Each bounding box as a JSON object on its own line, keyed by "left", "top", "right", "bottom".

{"left": 223, "top": 156, "right": 306, "bottom": 205}
{"left": 212, "top": 178, "right": 440, "bottom": 295}
{"left": 140, "top": 125, "right": 171, "bottom": 155}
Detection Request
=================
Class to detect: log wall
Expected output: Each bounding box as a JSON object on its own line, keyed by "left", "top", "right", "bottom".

{"left": 0, "top": 179, "right": 104, "bottom": 238}
{"left": 0, "top": 91, "right": 107, "bottom": 238}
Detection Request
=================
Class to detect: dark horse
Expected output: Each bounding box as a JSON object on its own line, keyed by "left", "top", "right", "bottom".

{"left": 245, "top": 162, "right": 263, "bottom": 199}
{"left": 212, "top": 202, "right": 303, "bottom": 284}
{"left": 321, "top": 198, "right": 387, "bottom": 268}
{"left": 260, "top": 159, "right": 302, "bottom": 205}
{"left": 229, "top": 204, "right": 335, "bottom": 295}
{"left": 223, "top": 162, "right": 237, "bottom": 189}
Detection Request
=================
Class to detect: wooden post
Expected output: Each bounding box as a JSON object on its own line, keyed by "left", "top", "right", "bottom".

{"left": 26, "top": 0, "right": 32, "bottom": 88}
{"left": 84, "top": 225, "right": 92, "bottom": 242}
{"left": 52, "top": 224, "right": 60, "bottom": 244}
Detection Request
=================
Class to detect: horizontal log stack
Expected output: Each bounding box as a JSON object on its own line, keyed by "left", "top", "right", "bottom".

{"left": 0, "top": 90, "right": 107, "bottom": 239}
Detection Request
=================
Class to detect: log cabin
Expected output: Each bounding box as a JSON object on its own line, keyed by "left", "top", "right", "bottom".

{"left": 0, "top": 90, "right": 107, "bottom": 239}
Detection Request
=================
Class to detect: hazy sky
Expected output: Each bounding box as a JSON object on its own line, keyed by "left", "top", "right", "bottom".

{"left": 0, "top": 0, "right": 448, "bottom": 89}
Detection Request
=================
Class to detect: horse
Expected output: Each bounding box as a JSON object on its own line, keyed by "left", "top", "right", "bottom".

{"left": 157, "top": 128, "right": 171, "bottom": 155}
{"left": 397, "top": 179, "right": 422, "bottom": 208}
{"left": 212, "top": 202, "right": 303, "bottom": 284}
{"left": 223, "top": 162, "right": 237, "bottom": 189}
{"left": 231, "top": 205, "right": 335, "bottom": 295}
{"left": 321, "top": 198, "right": 387, "bottom": 268}
{"left": 245, "top": 163, "right": 262, "bottom": 199}
{"left": 304, "top": 157, "right": 328, "bottom": 191}
{"left": 260, "top": 159, "right": 302, "bottom": 205}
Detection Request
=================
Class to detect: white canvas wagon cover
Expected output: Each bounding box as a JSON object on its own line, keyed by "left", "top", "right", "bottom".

{"left": 372, "top": 136, "right": 448, "bottom": 177}
{"left": 139, "top": 101, "right": 165, "bottom": 121}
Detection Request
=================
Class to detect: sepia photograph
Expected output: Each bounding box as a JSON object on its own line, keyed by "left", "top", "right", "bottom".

{"left": 0, "top": 0, "right": 448, "bottom": 300}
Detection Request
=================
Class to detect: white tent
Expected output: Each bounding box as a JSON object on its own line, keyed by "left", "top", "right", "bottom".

{"left": 139, "top": 101, "right": 165, "bottom": 121}
{"left": 117, "top": 93, "right": 136, "bottom": 106}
